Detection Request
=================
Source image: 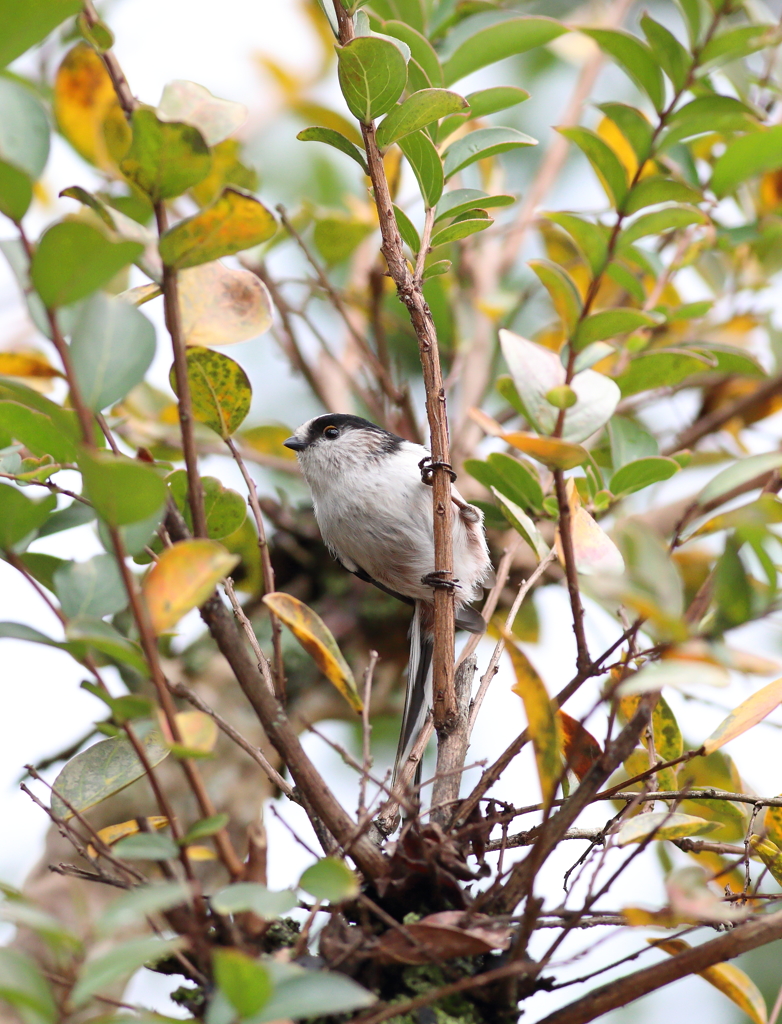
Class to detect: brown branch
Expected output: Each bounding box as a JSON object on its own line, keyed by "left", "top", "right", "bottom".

{"left": 535, "top": 907, "right": 782, "bottom": 1024}
{"left": 430, "top": 655, "right": 477, "bottom": 826}
{"left": 155, "top": 202, "right": 207, "bottom": 539}
{"left": 553, "top": 474, "right": 590, "bottom": 673}
{"left": 332, "top": 6, "right": 457, "bottom": 734}
{"left": 225, "top": 437, "right": 285, "bottom": 698}
{"left": 82, "top": 0, "right": 137, "bottom": 116}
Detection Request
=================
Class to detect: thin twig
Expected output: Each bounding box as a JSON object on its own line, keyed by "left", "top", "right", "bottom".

{"left": 358, "top": 651, "right": 378, "bottom": 819}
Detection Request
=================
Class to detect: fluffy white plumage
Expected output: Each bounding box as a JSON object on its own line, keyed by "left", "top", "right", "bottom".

{"left": 284, "top": 414, "right": 493, "bottom": 787}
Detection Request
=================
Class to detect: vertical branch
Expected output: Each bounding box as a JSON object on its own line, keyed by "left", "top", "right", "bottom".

{"left": 155, "top": 202, "right": 208, "bottom": 539}
{"left": 430, "top": 656, "right": 477, "bottom": 825}
{"left": 333, "top": 3, "right": 457, "bottom": 734}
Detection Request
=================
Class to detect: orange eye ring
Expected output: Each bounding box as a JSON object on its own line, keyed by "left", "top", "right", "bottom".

{"left": 323, "top": 426, "right": 339, "bottom": 439}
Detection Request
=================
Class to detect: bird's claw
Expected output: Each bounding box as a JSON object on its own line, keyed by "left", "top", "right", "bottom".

{"left": 419, "top": 456, "right": 457, "bottom": 486}
{"left": 422, "top": 570, "right": 460, "bottom": 592}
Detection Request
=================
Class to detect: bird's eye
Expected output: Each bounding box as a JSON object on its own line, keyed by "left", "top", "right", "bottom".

{"left": 323, "top": 426, "right": 340, "bottom": 440}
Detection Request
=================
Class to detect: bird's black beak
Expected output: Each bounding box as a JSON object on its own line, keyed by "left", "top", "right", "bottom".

{"left": 283, "top": 437, "right": 307, "bottom": 452}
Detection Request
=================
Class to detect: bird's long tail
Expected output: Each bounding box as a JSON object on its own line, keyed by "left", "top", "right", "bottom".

{"left": 392, "top": 599, "right": 433, "bottom": 791}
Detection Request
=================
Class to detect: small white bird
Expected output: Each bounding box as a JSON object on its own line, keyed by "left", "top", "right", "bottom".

{"left": 284, "top": 414, "right": 493, "bottom": 787}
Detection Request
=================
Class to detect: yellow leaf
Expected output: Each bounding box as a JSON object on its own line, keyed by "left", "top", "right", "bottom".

{"left": 87, "top": 816, "right": 168, "bottom": 858}
{"left": 749, "top": 835, "right": 782, "bottom": 886}
{"left": 764, "top": 801, "right": 782, "bottom": 847}
{"left": 619, "top": 692, "right": 683, "bottom": 763}
{"left": 616, "top": 811, "right": 721, "bottom": 846}
{"left": 652, "top": 938, "right": 767, "bottom": 1024}
{"left": 143, "top": 539, "right": 239, "bottom": 634}
{"left": 623, "top": 906, "right": 679, "bottom": 928}
{"left": 171, "top": 347, "right": 252, "bottom": 438}
{"left": 596, "top": 116, "right": 655, "bottom": 180}
{"left": 241, "top": 424, "right": 298, "bottom": 461}
{"left": 505, "top": 635, "right": 560, "bottom": 807}
{"left": 178, "top": 262, "right": 273, "bottom": 348}
{"left": 703, "top": 675, "right": 782, "bottom": 755}
{"left": 503, "top": 432, "right": 588, "bottom": 471}
{"left": 0, "top": 352, "right": 61, "bottom": 379}
{"left": 185, "top": 845, "right": 217, "bottom": 861}
{"left": 262, "top": 592, "right": 361, "bottom": 713}
{"left": 159, "top": 710, "right": 219, "bottom": 758}
{"left": 53, "top": 43, "right": 124, "bottom": 171}
{"left": 555, "top": 506, "right": 625, "bottom": 576}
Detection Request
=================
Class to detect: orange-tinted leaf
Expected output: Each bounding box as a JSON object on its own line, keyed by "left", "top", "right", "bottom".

{"left": 178, "top": 262, "right": 273, "bottom": 347}
{"left": 623, "top": 906, "right": 679, "bottom": 928}
{"left": 557, "top": 710, "right": 602, "bottom": 780}
{"left": 159, "top": 710, "right": 219, "bottom": 758}
{"left": 54, "top": 44, "right": 125, "bottom": 170}
{"left": 263, "top": 592, "right": 361, "bottom": 712}
{"left": 159, "top": 188, "right": 277, "bottom": 270}
{"left": 653, "top": 938, "right": 767, "bottom": 1024}
{"left": 703, "top": 676, "right": 782, "bottom": 755}
{"left": 468, "top": 407, "right": 589, "bottom": 470}
{"left": 241, "top": 425, "right": 298, "bottom": 461}
{"left": 555, "top": 506, "right": 625, "bottom": 576}
{"left": 143, "top": 539, "right": 239, "bottom": 634}
{"left": 506, "top": 636, "right": 560, "bottom": 806}
{"left": 87, "top": 816, "right": 168, "bottom": 858}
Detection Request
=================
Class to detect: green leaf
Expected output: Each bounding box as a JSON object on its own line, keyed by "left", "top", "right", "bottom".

{"left": 494, "top": 489, "right": 550, "bottom": 561}
{"left": 443, "top": 126, "right": 536, "bottom": 181}
{"left": 313, "top": 214, "right": 374, "bottom": 264}
{"left": 714, "top": 538, "right": 753, "bottom": 630}
{"left": 545, "top": 212, "right": 608, "bottom": 276}
{"left": 79, "top": 450, "right": 166, "bottom": 527}
{"left": 467, "top": 452, "right": 544, "bottom": 512}
{"left": 38, "top": 499, "right": 95, "bottom": 538}
{"left": 214, "top": 950, "right": 273, "bottom": 1019}
{"left": 441, "top": 16, "right": 566, "bottom": 86}
{"left": 376, "top": 88, "right": 467, "bottom": 149}
{"left": 597, "top": 103, "right": 654, "bottom": 163}
{"left": 0, "top": 485, "right": 55, "bottom": 548}
{"left": 0, "top": 160, "right": 32, "bottom": 220}
{"left": 113, "top": 833, "right": 179, "bottom": 860}
{"left": 210, "top": 882, "right": 298, "bottom": 918}
{"left": 398, "top": 129, "right": 443, "bottom": 208}
{"left": 608, "top": 415, "right": 658, "bottom": 467}
{"left": 0, "top": 947, "right": 57, "bottom": 1023}
{"left": 70, "top": 292, "right": 156, "bottom": 412}
{"left": 170, "top": 347, "right": 251, "bottom": 439}
{"left": 660, "top": 96, "right": 759, "bottom": 151}
{"left": 624, "top": 176, "right": 702, "bottom": 214}
{"left": 14, "top": 552, "right": 64, "bottom": 594}
{"left": 159, "top": 187, "right": 276, "bottom": 270}
{"left": 0, "top": 77, "right": 50, "bottom": 180}
{"left": 393, "top": 204, "right": 420, "bottom": 252}
{"left": 337, "top": 36, "right": 407, "bottom": 123}
{"left": 71, "top": 937, "right": 184, "bottom": 1008}
{"left": 640, "top": 14, "right": 691, "bottom": 91}
{"left": 430, "top": 216, "right": 491, "bottom": 247}
{"left": 422, "top": 259, "right": 451, "bottom": 279}
{"left": 381, "top": 21, "right": 443, "bottom": 87}
{"left": 296, "top": 127, "right": 369, "bottom": 173}
{"left": 610, "top": 457, "right": 680, "bottom": 496}
{"left": 558, "top": 126, "right": 628, "bottom": 208}
{"left": 0, "top": 400, "right": 77, "bottom": 462}
{"left": 434, "top": 188, "right": 514, "bottom": 223}
{"left": 700, "top": 24, "right": 777, "bottom": 69}
{"left": 253, "top": 965, "right": 375, "bottom": 1023}
{"left": 581, "top": 28, "right": 664, "bottom": 111}
{"left": 620, "top": 204, "right": 706, "bottom": 246}
{"left": 120, "top": 108, "right": 211, "bottom": 202}
{"left": 167, "top": 471, "right": 247, "bottom": 540}
{"left": 31, "top": 221, "right": 143, "bottom": 308}
{"left": 575, "top": 308, "right": 662, "bottom": 347}
{"left": 181, "top": 813, "right": 230, "bottom": 843}
{"left": 299, "top": 858, "right": 360, "bottom": 903}
{"left": 712, "top": 125, "right": 782, "bottom": 199}
{"left": 0, "top": 0, "right": 81, "bottom": 68}
{"left": 67, "top": 617, "right": 149, "bottom": 675}
{"left": 98, "top": 882, "right": 191, "bottom": 935}
{"left": 53, "top": 554, "right": 128, "bottom": 619}
{"left": 51, "top": 726, "right": 169, "bottom": 819}
{"left": 616, "top": 345, "right": 764, "bottom": 396}
{"left": 699, "top": 452, "right": 782, "bottom": 506}
{"left": 616, "top": 811, "right": 720, "bottom": 846}
{"left": 528, "top": 258, "right": 582, "bottom": 334}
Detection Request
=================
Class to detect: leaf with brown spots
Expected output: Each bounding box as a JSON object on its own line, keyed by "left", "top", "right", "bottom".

{"left": 170, "top": 347, "right": 252, "bottom": 438}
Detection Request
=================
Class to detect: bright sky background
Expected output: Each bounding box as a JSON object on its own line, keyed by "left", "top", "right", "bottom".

{"left": 2, "top": 2, "right": 782, "bottom": 1021}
